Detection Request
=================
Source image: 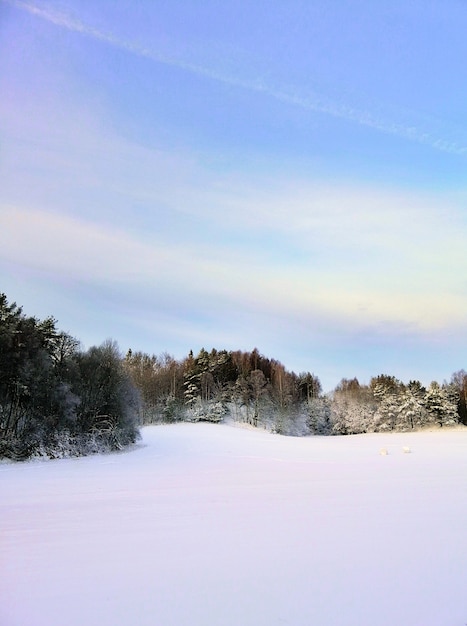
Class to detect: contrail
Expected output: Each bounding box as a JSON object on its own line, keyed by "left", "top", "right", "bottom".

{"left": 4, "top": 0, "right": 467, "bottom": 156}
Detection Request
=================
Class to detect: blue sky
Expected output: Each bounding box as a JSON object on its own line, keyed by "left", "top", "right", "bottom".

{"left": 1, "top": 0, "right": 466, "bottom": 389}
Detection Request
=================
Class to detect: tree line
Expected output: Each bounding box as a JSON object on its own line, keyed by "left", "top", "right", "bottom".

{"left": 123, "top": 346, "right": 321, "bottom": 434}
{"left": 1, "top": 293, "right": 466, "bottom": 460}
{"left": 124, "top": 347, "right": 467, "bottom": 436}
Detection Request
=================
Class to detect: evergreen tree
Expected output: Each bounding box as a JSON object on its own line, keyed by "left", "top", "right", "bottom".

{"left": 424, "top": 382, "right": 458, "bottom": 427}
{"left": 396, "top": 383, "right": 427, "bottom": 430}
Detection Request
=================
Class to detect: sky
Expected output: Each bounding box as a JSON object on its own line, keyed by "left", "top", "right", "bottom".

{"left": 1, "top": 0, "right": 466, "bottom": 390}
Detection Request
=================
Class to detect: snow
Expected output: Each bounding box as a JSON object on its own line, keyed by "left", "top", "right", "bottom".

{"left": 1, "top": 423, "right": 466, "bottom": 626}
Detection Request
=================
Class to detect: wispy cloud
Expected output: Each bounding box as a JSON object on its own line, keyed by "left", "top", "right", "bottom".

{"left": 1, "top": 204, "right": 466, "bottom": 335}
{"left": 4, "top": 0, "right": 467, "bottom": 156}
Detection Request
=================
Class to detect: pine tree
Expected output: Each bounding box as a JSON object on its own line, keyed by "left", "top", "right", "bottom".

{"left": 424, "top": 382, "right": 458, "bottom": 427}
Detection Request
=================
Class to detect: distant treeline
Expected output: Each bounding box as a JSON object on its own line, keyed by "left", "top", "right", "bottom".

{"left": 124, "top": 348, "right": 467, "bottom": 435}
{"left": 124, "top": 347, "right": 321, "bottom": 433}
{"left": 1, "top": 293, "right": 466, "bottom": 460}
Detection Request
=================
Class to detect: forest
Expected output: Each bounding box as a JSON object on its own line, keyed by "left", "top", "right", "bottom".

{"left": 124, "top": 347, "right": 466, "bottom": 435}
{"left": 0, "top": 294, "right": 139, "bottom": 460}
{"left": 1, "top": 293, "right": 466, "bottom": 459}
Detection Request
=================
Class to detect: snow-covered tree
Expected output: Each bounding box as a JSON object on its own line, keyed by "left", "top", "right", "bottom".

{"left": 306, "top": 396, "right": 332, "bottom": 435}
{"left": 395, "top": 382, "right": 427, "bottom": 430}
{"left": 330, "top": 378, "right": 376, "bottom": 434}
{"left": 450, "top": 370, "right": 467, "bottom": 425}
{"left": 423, "top": 382, "right": 458, "bottom": 427}
{"left": 370, "top": 375, "right": 404, "bottom": 432}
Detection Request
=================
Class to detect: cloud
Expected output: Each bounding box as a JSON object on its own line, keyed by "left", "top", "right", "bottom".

{"left": 1, "top": 77, "right": 465, "bottom": 340}
{"left": 1, "top": 4, "right": 465, "bottom": 349}
{"left": 4, "top": 0, "right": 467, "bottom": 156}
{"left": 1, "top": 202, "right": 466, "bottom": 337}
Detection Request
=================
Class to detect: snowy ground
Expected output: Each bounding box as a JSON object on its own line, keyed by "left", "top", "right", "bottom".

{"left": 1, "top": 423, "right": 466, "bottom": 626}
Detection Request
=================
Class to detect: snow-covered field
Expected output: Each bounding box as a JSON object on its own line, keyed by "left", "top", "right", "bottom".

{"left": 1, "top": 423, "right": 466, "bottom": 626}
